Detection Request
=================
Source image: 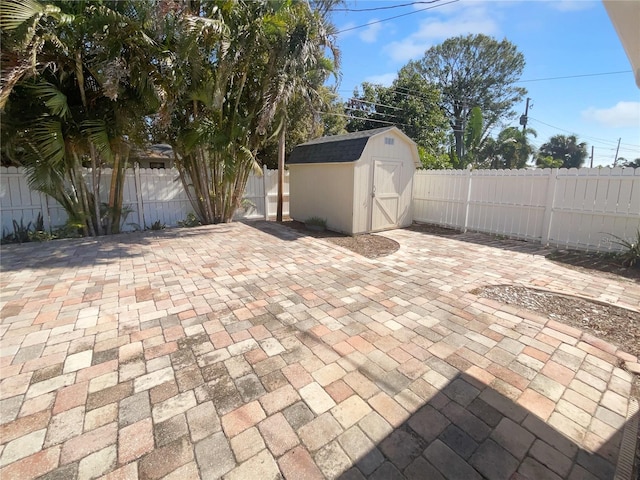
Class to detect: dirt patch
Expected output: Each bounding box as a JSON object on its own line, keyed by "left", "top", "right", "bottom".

{"left": 282, "top": 221, "right": 399, "bottom": 259}
{"left": 547, "top": 249, "right": 640, "bottom": 281}
{"left": 407, "top": 223, "right": 463, "bottom": 236}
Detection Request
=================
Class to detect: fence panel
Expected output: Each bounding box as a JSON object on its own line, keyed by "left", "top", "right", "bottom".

{"left": 411, "top": 167, "right": 640, "bottom": 253}
{"left": 0, "top": 167, "right": 290, "bottom": 236}
{"left": 548, "top": 167, "right": 640, "bottom": 251}
{"left": 466, "top": 169, "right": 548, "bottom": 241}
{"left": 412, "top": 169, "right": 468, "bottom": 228}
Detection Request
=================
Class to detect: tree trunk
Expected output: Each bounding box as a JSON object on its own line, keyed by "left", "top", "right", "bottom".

{"left": 276, "top": 126, "right": 285, "bottom": 222}
{"left": 89, "top": 144, "right": 103, "bottom": 235}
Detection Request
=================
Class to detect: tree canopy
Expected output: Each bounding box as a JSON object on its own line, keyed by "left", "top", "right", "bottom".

{"left": 408, "top": 34, "right": 527, "bottom": 163}
{"left": 1, "top": 0, "right": 340, "bottom": 230}
{"left": 536, "top": 134, "right": 588, "bottom": 169}
{"left": 344, "top": 66, "right": 449, "bottom": 168}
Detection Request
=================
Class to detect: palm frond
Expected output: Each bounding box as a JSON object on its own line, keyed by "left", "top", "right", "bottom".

{"left": 27, "top": 118, "right": 66, "bottom": 167}
{"left": 25, "top": 81, "right": 69, "bottom": 118}
{"left": 81, "top": 120, "right": 113, "bottom": 163}
{"left": 0, "top": 0, "right": 43, "bottom": 30}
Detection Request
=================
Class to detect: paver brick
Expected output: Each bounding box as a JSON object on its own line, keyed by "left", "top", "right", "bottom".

{"left": 195, "top": 432, "right": 235, "bottom": 479}
{"left": 138, "top": 436, "right": 194, "bottom": 480}
{"left": 152, "top": 391, "right": 196, "bottom": 424}
{"left": 60, "top": 422, "right": 118, "bottom": 465}
{"left": 529, "top": 439, "right": 573, "bottom": 477}
{"left": 0, "top": 428, "right": 46, "bottom": 466}
{"left": 2, "top": 218, "right": 639, "bottom": 480}
{"left": 338, "top": 426, "right": 384, "bottom": 475}
{"left": 0, "top": 408, "right": 51, "bottom": 444}
{"left": 0, "top": 445, "right": 60, "bottom": 480}
{"left": 119, "top": 418, "right": 154, "bottom": 464}
{"left": 367, "top": 392, "right": 408, "bottom": 428}
{"left": 258, "top": 412, "right": 299, "bottom": 457}
{"left": 424, "top": 439, "right": 482, "bottom": 480}
{"left": 230, "top": 427, "right": 265, "bottom": 462}
{"left": 44, "top": 406, "right": 84, "bottom": 447}
{"left": 279, "top": 446, "right": 324, "bottom": 480}
{"left": 221, "top": 400, "right": 266, "bottom": 437}
{"left": 77, "top": 444, "right": 116, "bottom": 480}
{"left": 299, "top": 412, "right": 343, "bottom": 452}
{"left": 154, "top": 413, "right": 189, "bottom": 448}
{"left": 314, "top": 440, "right": 352, "bottom": 479}
{"left": 470, "top": 439, "right": 519, "bottom": 480}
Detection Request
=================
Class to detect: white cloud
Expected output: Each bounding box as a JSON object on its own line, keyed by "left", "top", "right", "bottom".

{"left": 547, "top": 0, "right": 596, "bottom": 12}
{"left": 359, "top": 21, "right": 382, "bottom": 43}
{"left": 582, "top": 101, "right": 640, "bottom": 128}
{"left": 364, "top": 72, "right": 397, "bottom": 86}
{"left": 336, "top": 21, "right": 356, "bottom": 38}
{"left": 382, "top": 5, "right": 500, "bottom": 64}
{"left": 384, "top": 38, "right": 431, "bottom": 63}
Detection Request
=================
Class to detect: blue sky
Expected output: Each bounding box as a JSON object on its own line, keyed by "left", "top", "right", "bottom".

{"left": 328, "top": 0, "right": 640, "bottom": 167}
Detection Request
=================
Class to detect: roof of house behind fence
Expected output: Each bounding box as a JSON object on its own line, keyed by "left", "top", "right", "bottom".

{"left": 287, "top": 126, "right": 395, "bottom": 165}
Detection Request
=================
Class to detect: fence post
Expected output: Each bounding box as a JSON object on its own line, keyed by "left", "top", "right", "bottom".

{"left": 541, "top": 168, "right": 558, "bottom": 246}
{"left": 463, "top": 166, "right": 473, "bottom": 232}
{"left": 263, "top": 165, "right": 269, "bottom": 220}
{"left": 134, "top": 163, "right": 146, "bottom": 229}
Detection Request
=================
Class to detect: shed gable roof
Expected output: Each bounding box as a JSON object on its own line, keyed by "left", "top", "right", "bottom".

{"left": 288, "top": 126, "right": 397, "bottom": 165}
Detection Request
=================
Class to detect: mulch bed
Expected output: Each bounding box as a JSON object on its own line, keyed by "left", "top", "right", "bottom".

{"left": 282, "top": 221, "right": 400, "bottom": 259}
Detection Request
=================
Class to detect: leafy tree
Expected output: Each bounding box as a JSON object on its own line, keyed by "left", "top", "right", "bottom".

{"left": 345, "top": 66, "right": 449, "bottom": 168}
{"left": 155, "top": 0, "right": 338, "bottom": 223}
{"left": 463, "top": 106, "right": 483, "bottom": 167}
{"left": 536, "top": 134, "right": 587, "bottom": 168}
{"left": 618, "top": 158, "right": 640, "bottom": 168}
{"left": 478, "top": 127, "right": 536, "bottom": 169}
{"left": 1, "top": 0, "right": 160, "bottom": 235}
{"left": 409, "top": 34, "right": 527, "bottom": 162}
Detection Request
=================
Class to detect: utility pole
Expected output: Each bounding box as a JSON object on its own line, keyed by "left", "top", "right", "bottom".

{"left": 520, "top": 97, "right": 531, "bottom": 135}
{"left": 276, "top": 125, "right": 285, "bottom": 222}
{"left": 590, "top": 146, "right": 594, "bottom": 168}
{"left": 613, "top": 138, "right": 621, "bottom": 167}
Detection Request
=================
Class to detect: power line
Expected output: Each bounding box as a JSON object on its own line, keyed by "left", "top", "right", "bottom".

{"left": 516, "top": 70, "right": 632, "bottom": 83}
{"left": 336, "top": 0, "right": 459, "bottom": 34}
{"left": 346, "top": 98, "right": 403, "bottom": 111}
{"left": 316, "top": 111, "right": 412, "bottom": 128}
{"left": 529, "top": 117, "right": 640, "bottom": 148}
{"left": 333, "top": 0, "right": 441, "bottom": 12}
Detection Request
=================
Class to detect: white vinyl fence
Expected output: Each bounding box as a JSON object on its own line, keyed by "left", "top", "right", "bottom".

{"left": 0, "top": 165, "right": 289, "bottom": 234}
{"left": 413, "top": 167, "right": 640, "bottom": 252}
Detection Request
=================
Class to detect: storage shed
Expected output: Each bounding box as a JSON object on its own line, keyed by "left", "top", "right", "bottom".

{"left": 288, "top": 126, "right": 420, "bottom": 235}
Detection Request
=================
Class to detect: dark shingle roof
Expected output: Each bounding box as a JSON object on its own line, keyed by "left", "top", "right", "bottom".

{"left": 287, "top": 127, "right": 395, "bottom": 165}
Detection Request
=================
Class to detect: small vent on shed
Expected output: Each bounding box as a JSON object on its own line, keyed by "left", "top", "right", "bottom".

{"left": 384, "top": 137, "right": 395, "bottom": 145}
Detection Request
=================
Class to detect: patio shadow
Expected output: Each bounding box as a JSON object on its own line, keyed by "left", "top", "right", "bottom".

{"left": 0, "top": 224, "right": 234, "bottom": 272}
{"left": 331, "top": 370, "right": 628, "bottom": 480}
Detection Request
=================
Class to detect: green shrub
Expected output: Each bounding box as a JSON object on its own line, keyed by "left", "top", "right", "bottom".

{"left": 178, "top": 213, "right": 201, "bottom": 228}
{"left": 149, "top": 220, "right": 166, "bottom": 231}
{"left": 608, "top": 229, "right": 640, "bottom": 267}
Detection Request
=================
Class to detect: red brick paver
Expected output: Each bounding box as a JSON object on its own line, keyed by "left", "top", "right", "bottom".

{"left": 1, "top": 222, "right": 637, "bottom": 479}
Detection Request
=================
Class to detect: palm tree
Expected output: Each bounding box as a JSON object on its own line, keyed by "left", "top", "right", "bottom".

{"left": 1, "top": 0, "right": 160, "bottom": 235}
{"left": 155, "top": 0, "right": 339, "bottom": 224}
{"left": 536, "top": 134, "right": 587, "bottom": 169}
{"left": 476, "top": 127, "right": 536, "bottom": 169}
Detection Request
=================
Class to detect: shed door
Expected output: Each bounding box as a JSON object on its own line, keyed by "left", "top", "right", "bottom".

{"left": 371, "top": 158, "right": 402, "bottom": 231}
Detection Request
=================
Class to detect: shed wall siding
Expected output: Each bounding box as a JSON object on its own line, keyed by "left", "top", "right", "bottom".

{"left": 289, "top": 163, "right": 355, "bottom": 234}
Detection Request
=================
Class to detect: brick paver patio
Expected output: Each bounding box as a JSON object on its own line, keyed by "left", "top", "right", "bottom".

{"left": 1, "top": 221, "right": 638, "bottom": 480}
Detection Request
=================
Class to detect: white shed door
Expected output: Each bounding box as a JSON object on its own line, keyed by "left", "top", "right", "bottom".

{"left": 371, "top": 159, "right": 402, "bottom": 231}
